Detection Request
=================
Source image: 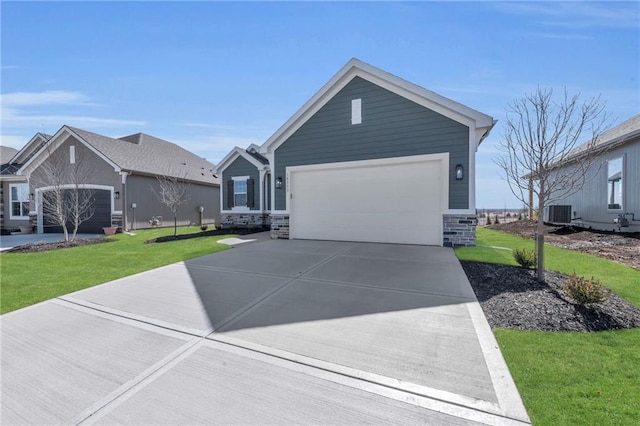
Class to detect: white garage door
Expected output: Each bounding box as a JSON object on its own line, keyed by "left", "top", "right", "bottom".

{"left": 288, "top": 154, "right": 447, "bottom": 245}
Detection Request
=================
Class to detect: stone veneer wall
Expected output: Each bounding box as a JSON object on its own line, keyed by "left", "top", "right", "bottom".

{"left": 270, "top": 214, "right": 289, "bottom": 239}
{"left": 443, "top": 214, "right": 476, "bottom": 247}
{"left": 221, "top": 213, "right": 270, "bottom": 228}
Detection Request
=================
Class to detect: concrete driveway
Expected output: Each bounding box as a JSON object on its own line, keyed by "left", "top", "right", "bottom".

{"left": 1, "top": 237, "right": 531, "bottom": 425}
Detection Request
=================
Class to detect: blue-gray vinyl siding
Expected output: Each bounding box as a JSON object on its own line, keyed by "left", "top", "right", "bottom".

{"left": 222, "top": 156, "right": 260, "bottom": 210}
{"left": 274, "top": 76, "right": 470, "bottom": 211}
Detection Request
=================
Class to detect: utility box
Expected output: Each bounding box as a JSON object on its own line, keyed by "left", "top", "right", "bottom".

{"left": 547, "top": 205, "right": 572, "bottom": 224}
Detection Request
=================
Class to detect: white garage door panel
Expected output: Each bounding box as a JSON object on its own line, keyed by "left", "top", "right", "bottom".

{"left": 289, "top": 158, "right": 444, "bottom": 245}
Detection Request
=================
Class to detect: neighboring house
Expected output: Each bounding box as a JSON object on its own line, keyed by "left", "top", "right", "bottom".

{"left": 544, "top": 114, "right": 640, "bottom": 233}
{"left": 215, "top": 58, "right": 495, "bottom": 246}
{"left": 1, "top": 145, "right": 20, "bottom": 233}
{"left": 0, "top": 125, "right": 220, "bottom": 234}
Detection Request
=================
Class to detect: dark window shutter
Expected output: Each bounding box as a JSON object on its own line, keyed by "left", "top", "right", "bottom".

{"left": 227, "top": 180, "right": 234, "bottom": 207}
{"left": 247, "top": 179, "right": 255, "bottom": 208}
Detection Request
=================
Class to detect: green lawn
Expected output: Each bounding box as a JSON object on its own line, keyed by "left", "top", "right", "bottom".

{"left": 0, "top": 228, "right": 234, "bottom": 314}
{"left": 456, "top": 227, "right": 640, "bottom": 425}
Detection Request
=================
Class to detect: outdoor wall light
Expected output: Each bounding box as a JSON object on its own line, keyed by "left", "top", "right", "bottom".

{"left": 114, "top": 191, "right": 120, "bottom": 199}
{"left": 455, "top": 164, "right": 464, "bottom": 180}
{"left": 30, "top": 193, "right": 34, "bottom": 201}
{"left": 276, "top": 176, "right": 283, "bottom": 189}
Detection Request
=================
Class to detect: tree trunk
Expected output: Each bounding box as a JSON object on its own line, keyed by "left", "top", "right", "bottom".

{"left": 536, "top": 187, "right": 545, "bottom": 282}
{"left": 174, "top": 214, "right": 177, "bottom": 236}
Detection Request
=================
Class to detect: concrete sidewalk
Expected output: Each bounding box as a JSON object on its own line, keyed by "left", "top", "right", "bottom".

{"left": 1, "top": 239, "right": 530, "bottom": 425}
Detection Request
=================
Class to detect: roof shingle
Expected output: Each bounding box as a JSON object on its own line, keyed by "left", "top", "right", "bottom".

{"left": 67, "top": 127, "right": 219, "bottom": 185}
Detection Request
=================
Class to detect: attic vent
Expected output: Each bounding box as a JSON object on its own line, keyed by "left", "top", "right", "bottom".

{"left": 351, "top": 99, "right": 362, "bottom": 125}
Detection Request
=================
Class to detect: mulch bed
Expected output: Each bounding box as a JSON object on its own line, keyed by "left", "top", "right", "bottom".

{"left": 461, "top": 260, "right": 640, "bottom": 332}
{"left": 3, "top": 236, "right": 112, "bottom": 253}
{"left": 145, "top": 227, "right": 269, "bottom": 244}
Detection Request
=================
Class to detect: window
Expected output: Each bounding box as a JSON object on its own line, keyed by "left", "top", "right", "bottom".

{"left": 607, "top": 157, "right": 623, "bottom": 210}
{"left": 10, "top": 184, "right": 30, "bottom": 219}
{"left": 234, "top": 179, "right": 247, "bottom": 207}
{"left": 70, "top": 145, "right": 76, "bottom": 164}
{"left": 227, "top": 176, "right": 254, "bottom": 210}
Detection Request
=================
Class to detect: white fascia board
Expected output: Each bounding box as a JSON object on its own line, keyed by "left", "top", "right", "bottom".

{"left": 9, "top": 132, "right": 49, "bottom": 164}
{"left": 260, "top": 63, "right": 356, "bottom": 155}
{"left": 0, "top": 175, "right": 28, "bottom": 182}
{"left": 214, "top": 147, "right": 266, "bottom": 174}
{"left": 260, "top": 57, "right": 494, "bottom": 155}
{"left": 18, "top": 126, "right": 121, "bottom": 176}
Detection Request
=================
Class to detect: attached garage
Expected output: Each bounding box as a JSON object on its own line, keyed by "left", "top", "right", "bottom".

{"left": 43, "top": 189, "right": 112, "bottom": 234}
{"left": 288, "top": 154, "right": 448, "bottom": 245}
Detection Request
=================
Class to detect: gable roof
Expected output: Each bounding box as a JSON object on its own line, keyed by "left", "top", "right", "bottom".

{"left": 553, "top": 114, "right": 640, "bottom": 167}
{"left": 260, "top": 58, "right": 495, "bottom": 154}
{"left": 592, "top": 114, "right": 640, "bottom": 149}
{"left": 18, "top": 125, "right": 219, "bottom": 186}
{"left": 214, "top": 146, "right": 269, "bottom": 174}
{"left": 6, "top": 132, "right": 51, "bottom": 166}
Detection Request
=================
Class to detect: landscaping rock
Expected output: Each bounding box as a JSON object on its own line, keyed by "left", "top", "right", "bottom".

{"left": 461, "top": 261, "right": 640, "bottom": 332}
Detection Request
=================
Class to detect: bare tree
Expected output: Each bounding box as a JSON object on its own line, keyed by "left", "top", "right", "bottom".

{"left": 34, "top": 146, "right": 95, "bottom": 242}
{"left": 152, "top": 172, "right": 190, "bottom": 236}
{"left": 495, "top": 87, "right": 610, "bottom": 281}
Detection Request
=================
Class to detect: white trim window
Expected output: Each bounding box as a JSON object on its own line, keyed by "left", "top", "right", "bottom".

{"left": 234, "top": 179, "right": 248, "bottom": 207}
{"left": 227, "top": 175, "right": 255, "bottom": 210}
{"left": 10, "top": 183, "right": 30, "bottom": 219}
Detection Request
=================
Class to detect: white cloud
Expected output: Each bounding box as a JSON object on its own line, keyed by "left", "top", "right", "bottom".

{"left": 0, "top": 134, "right": 28, "bottom": 149}
{"left": 1, "top": 108, "right": 146, "bottom": 128}
{"left": 1, "top": 90, "right": 146, "bottom": 136}
{"left": 491, "top": 1, "right": 639, "bottom": 29}
{"left": 1, "top": 90, "right": 89, "bottom": 107}
{"left": 528, "top": 32, "right": 593, "bottom": 41}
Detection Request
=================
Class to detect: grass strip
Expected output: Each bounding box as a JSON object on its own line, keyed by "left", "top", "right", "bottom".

{"left": 0, "top": 227, "right": 234, "bottom": 314}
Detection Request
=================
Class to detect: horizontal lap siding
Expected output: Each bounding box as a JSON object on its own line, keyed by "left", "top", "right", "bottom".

{"left": 274, "top": 76, "right": 469, "bottom": 211}
{"left": 221, "top": 156, "right": 260, "bottom": 210}
{"left": 549, "top": 140, "right": 640, "bottom": 228}
{"left": 126, "top": 175, "right": 220, "bottom": 229}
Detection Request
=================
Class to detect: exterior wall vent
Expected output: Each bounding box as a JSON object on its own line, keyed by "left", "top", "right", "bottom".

{"left": 548, "top": 205, "right": 572, "bottom": 224}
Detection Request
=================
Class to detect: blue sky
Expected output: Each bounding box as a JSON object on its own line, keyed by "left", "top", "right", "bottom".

{"left": 2, "top": 1, "right": 638, "bottom": 208}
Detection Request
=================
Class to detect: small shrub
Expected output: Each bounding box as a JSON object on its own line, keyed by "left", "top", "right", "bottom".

{"left": 518, "top": 213, "right": 523, "bottom": 221}
{"left": 513, "top": 248, "right": 537, "bottom": 268}
{"left": 200, "top": 224, "right": 208, "bottom": 231}
{"left": 494, "top": 216, "right": 500, "bottom": 224}
{"left": 486, "top": 216, "right": 492, "bottom": 225}
{"left": 506, "top": 212, "right": 511, "bottom": 218}
{"left": 564, "top": 273, "right": 610, "bottom": 304}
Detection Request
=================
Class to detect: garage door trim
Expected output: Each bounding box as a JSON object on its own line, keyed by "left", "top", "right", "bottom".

{"left": 36, "top": 184, "right": 116, "bottom": 233}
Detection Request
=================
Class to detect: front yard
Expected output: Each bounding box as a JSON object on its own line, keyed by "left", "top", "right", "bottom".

{"left": 2, "top": 226, "right": 638, "bottom": 424}
{"left": 0, "top": 228, "right": 234, "bottom": 314}
{"left": 457, "top": 228, "right": 640, "bottom": 425}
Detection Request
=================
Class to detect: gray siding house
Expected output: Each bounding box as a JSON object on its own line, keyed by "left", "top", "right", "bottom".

{"left": 1, "top": 125, "right": 220, "bottom": 234}
{"left": 215, "top": 58, "right": 495, "bottom": 246}
{"left": 544, "top": 114, "right": 640, "bottom": 233}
